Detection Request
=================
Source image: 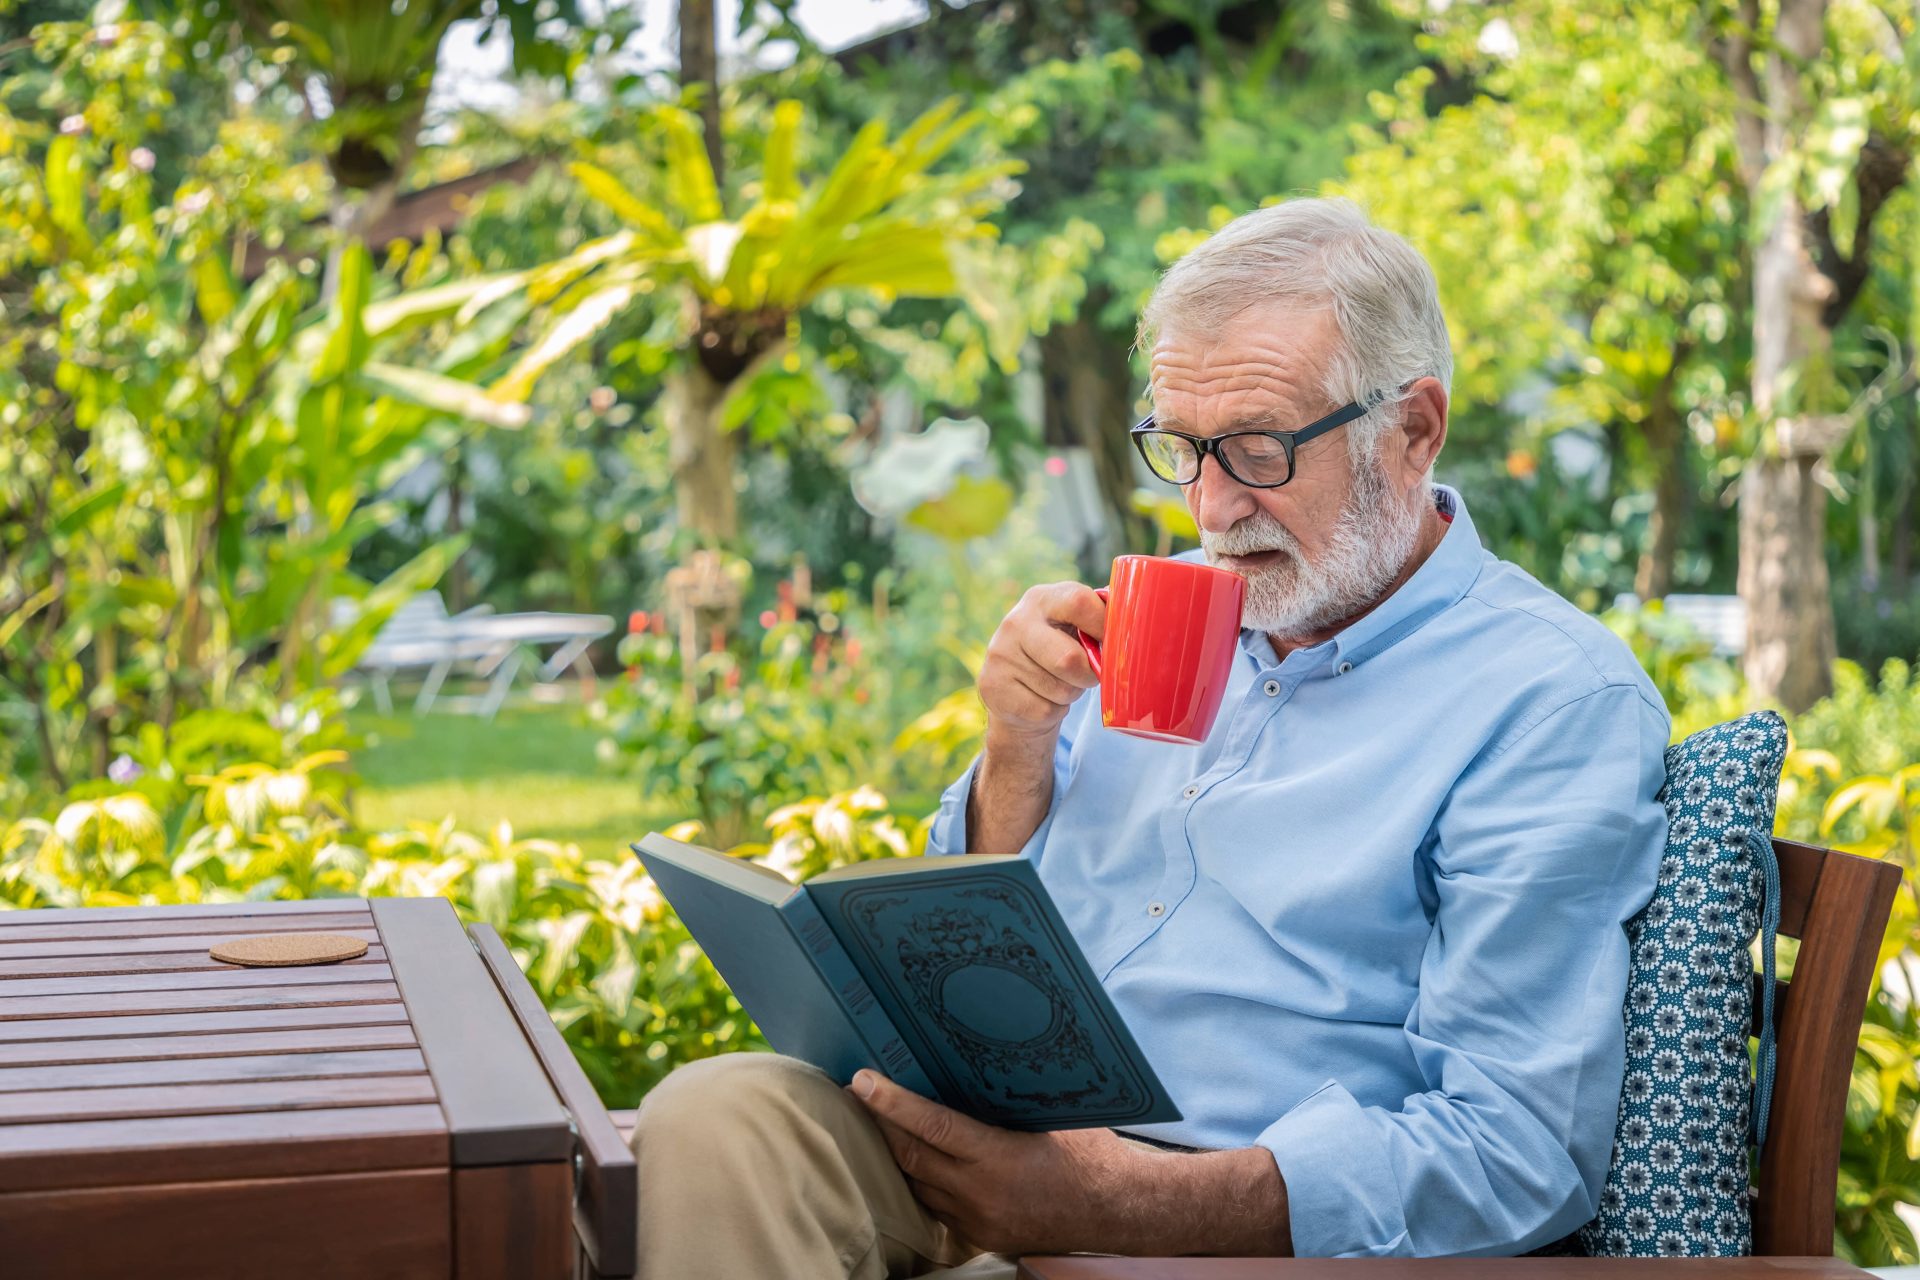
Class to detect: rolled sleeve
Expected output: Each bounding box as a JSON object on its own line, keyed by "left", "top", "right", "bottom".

{"left": 924, "top": 697, "right": 1088, "bottom": 860}
{"left": 1259, "top": 683, "right": 1668, "bottom": 1256}
{"left": 1259, "top": 1080, "right": 1410, "bottom": 1256}
{"left": 926, "top": 755, "right": 984, "bottom": 857}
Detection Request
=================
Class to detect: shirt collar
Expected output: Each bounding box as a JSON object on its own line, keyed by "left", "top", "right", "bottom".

{"left": 1236, "top": 484, "right": 1484, "bottom": 674}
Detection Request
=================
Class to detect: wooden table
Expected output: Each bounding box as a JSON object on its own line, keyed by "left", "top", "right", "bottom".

{"left": 1017, "top": 1259, "right": 1874, "bottom": 1278}
{"left": 0, "top": 897, "right": 594, "bottom": 1279}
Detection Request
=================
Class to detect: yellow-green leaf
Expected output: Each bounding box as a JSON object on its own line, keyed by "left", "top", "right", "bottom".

{"left": 45, "top": 134, "right": 89, "bottom": 253}
{"left": 313, "top": 240, "right": 373, "bottom": 380}
{"left": 570, "top": 162, "right": 682, "bottom": 246}
{"left": 905, "top": 474, "right": 1013, "bottom": 542}
{"left": 1824, "top": 777, "right": 1897, "bottom": 838}
{"left": 193, "top": 253, "right": 237, "bottom": 326}
{"left": 491, "top": 279, "right": 642, "bottom": 403}
{"left": 761, "top": 100, "right": 804, "bottom": 205}
{"left": 660, "top": 107, "right": 723, "bottom": 224}
{"left": 362, "top": 362, "right": 533, "bottom": 429}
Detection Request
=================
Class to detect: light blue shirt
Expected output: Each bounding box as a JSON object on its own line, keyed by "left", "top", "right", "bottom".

{"left": 925, "top": 486, "right": 1670, "bottom": 1258}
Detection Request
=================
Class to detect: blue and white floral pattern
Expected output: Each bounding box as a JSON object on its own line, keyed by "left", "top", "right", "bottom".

{"left": 1578, "top": 711, "right": 1787, "bottom": 1257}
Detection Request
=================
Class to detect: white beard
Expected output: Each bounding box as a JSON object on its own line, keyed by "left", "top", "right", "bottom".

{"left": 1200, "top": 462, "right": 1428, "bottom": 641}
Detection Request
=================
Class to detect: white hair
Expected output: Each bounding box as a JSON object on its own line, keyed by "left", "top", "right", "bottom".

{"left": 1138, "top": 197, "right": 1453, "bottom": 463}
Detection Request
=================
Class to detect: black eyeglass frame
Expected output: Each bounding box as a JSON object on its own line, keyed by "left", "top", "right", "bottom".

{"left": 1129, "top": 394, "right": 1383, "bottom": 490}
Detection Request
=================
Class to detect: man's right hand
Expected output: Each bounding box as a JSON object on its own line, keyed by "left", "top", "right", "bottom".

{"left": 978, "top": 582, "right": 1107, "bottom": 744}
{"left": 965, "top": 581, "right": 1106, "bottom": 856}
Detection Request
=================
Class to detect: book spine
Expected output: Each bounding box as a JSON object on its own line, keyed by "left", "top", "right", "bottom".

{"left": 777, "top": 891, "right": 938, "bottom": 1098}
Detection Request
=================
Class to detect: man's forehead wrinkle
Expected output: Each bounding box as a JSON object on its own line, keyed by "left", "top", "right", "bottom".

{"left": 1147, "top": 358, "right": 1322, "bottom": 431}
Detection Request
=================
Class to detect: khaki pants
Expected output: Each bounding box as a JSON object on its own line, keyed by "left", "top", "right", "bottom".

{"left": 628, "top": 1053, "right": 1156, "bottom": 1280}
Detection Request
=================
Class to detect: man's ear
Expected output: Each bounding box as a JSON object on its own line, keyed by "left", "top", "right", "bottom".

{"left": 1392, "top": 377, "right": 1449, "bottom": 490}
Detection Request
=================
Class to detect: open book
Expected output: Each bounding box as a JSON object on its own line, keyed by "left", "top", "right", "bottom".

{"left": 634, "top": 833, "right": 1181, "bottom": 1131}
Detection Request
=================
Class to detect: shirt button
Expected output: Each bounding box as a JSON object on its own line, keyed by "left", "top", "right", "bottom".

{"left": 1336, "top": 661, "right": 1354, "bottom": 675}
{"left": 1147, "top": 902, "right": 1166, "bottom": 917}
{"left": 1182, "top": 785, "right": 1199, "bottom": 799}
{"left": 1263, "top": 679, "right": 1281, "bottom": 696}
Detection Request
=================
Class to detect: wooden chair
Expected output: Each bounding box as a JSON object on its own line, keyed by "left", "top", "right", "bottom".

{"left": 608, "top": 838, "right": 1903, "bottom": 1269}
{"left": 1749, "top": 837, "right": 1901, "bottom": 1256}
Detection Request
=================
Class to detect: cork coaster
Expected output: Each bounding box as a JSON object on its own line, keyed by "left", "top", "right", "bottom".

{"left": 210, "top": 933, "right": 369, "bottom": 967}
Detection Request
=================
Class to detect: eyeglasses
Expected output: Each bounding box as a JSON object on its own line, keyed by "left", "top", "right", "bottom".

{"left": 1130, "top": 395, "right": 1383, "bottom": 489}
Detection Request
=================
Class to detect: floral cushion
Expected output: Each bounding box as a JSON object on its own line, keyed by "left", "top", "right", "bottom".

{"left": 1578, "top": 711, "right": 1787, "bottom": 1257}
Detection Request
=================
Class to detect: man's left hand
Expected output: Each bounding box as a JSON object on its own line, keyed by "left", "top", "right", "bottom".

{"left": 847, "top": 1069, "right": 1154, "bottom": 1256}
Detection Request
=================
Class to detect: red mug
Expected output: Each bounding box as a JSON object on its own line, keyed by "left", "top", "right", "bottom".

{"left": 1075, "top": 555, "right": 1247, "bottom": 744}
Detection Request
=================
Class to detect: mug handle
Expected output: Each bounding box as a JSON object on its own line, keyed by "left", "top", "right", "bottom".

{"left": 1075, "top": 587, "right": 1110, "bottom": 677}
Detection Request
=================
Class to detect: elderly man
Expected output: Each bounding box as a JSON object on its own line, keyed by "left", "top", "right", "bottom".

{"left": 628, "top": 197, "right": 1670, "bottom": 1275}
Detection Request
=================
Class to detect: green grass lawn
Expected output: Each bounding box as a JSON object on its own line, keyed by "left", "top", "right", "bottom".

{"left": 347, "top": 699, "right": 667, "bottom": 860}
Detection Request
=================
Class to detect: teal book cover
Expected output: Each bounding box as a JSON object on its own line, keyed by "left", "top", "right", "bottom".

{"left": 634, "top": 834, "right": 1180, "bottom": 1132}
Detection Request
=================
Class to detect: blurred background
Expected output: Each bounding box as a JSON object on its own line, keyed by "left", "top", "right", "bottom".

{"left": 5, "top": 0, "right": 1920, "bottom": 1258}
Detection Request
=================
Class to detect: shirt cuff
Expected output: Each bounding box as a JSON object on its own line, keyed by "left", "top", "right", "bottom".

{"left": 924, "top": 754, "right": 983, "bottom": 856}
{"left": 1257, "top": 1080, "right": 1411, "bottom": 1257}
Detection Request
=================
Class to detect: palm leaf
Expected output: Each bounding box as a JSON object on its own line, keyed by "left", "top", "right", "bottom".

{"left": 659, "top": 107, "right": 723, "bottom": 224}
{"left": 569, "top": 162, "right": 683, "bottom": 248}
{"left": 312, "top": 240, "right": 373, "bottom": 380}
{"left": 490, "top": 278, "right": 644, "bottom": 403}
{"left": 802, "top": 229, "right": 959, "bottom": 300}
{"left": 797, "top": 119, "right": 890, "bottom": 237}
{"left": 359, "top": 270, "right": 527, "bottom": 337}
{"left": 524, "top": 230, "right": 645, "bottom": 305}
{"left": 761, "top": 100, "right": 804, "bottom": 206}
{"left": 360, "top": 362, "right": 533, "bottom": 429}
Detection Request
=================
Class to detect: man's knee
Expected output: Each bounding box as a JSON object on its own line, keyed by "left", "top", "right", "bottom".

{"left": 632, "top": 1052, "right": 848, "bottom": 1150}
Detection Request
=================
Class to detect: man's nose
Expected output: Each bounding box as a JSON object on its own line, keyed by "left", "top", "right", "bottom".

{"left": 1188, "top": 454, "right": 1258, "bottom": 535}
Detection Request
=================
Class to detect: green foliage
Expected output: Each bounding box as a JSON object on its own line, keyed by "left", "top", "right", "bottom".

{"left": 1838, "top": 589, "right": 1920, "bottom": 679}
{"left": 193, "top": 0, "right": 609, "bottom": 191}
{"left": 0, "top": 17, "right": 532, "bottom": 811}
{"left": 492, "top": 96, "right": 1020, "bottom": 403}
{"left": 593, "top": 616, "right": 892, "bottom": 849}
{"left": 1779, "top": 661, "right": 1920, "bottom": 834}
{"left": 1837, "top": 990, "right": 1920, "bottom": 1268}
{"left": 1601, "top": 603, "right": 1745, "bottom": 740}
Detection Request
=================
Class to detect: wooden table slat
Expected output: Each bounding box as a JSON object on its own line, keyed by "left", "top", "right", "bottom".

{"left": 0, "top": 1046, "right": 428, "bottom": 1093}
{"left": 0, "top": 1072, "right": 438, "bottom": 1125}
{"left": 0, "top": 910, "right": 371, "bottom": 943}
{"left": 0, "top": 1022, "right": 419, "bottom": 1068}
{"left": 0, "top": 980, "right": 402, "bottom": 1022}
{"left": 0, "top": 926, "right": 381, "bottom": 960}
{"left": 372, "top": 897, "right": 571, "bottom": 1167}
{"left": 0, "top": 1000, "right": 412, "bottom": 1043}
{"left": 0, "top": 1102, "right": 449, "bottom": 1193}
{"left": 0, "top": 899, "right": 368, "bottom": 925}
{"left": 0, "top": 944, "right": 388, "bottom": 979}
{"left": 0, "top": 962, "right": 393, "bottom": 998}
{"left": 0, "top": 1167, "right": 450, "bottom": 1280}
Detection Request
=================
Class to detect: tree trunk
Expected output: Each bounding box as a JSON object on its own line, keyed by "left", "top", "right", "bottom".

{"left": 678, "top": 0, "right": 723, "bottom": 188}
{"left": 664, "top": 361, "right": 738, "bottom": 546}
{"left": 1041, "top": 291, "right": 1152, "bottom": 566}
{"left": 1635, "top": 369, "right": 1690, "bottom": 601}
{"left": 1739, "top": 224, "right": 1841, "bottom": 709}
{"left": 1725, "top": 0, "right": 1840, "bottom": 711}
{"left": 1738, "top": 456, "right": 1836, "bottom": 710}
